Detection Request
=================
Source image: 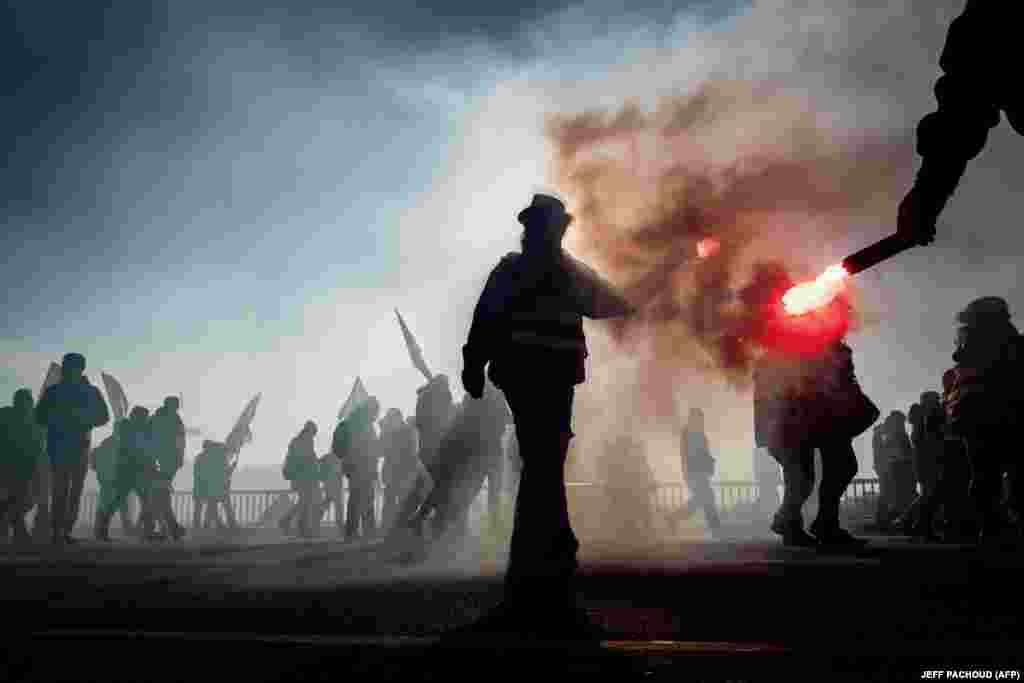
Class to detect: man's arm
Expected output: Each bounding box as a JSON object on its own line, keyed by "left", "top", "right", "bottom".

{"left": 90, "top": 386, "right": 111, "bottom": 429}
{"left": 462, "top": 261, "right": 515, "bottom": 377}
{"left": 565, "top": 256, "right": 637, "bottom": 320}
{"left": 35, "top": 386, "right": 53, "bottom": 428}
{"left": 899, "top": 0, "right": 1002, "bottom": 242}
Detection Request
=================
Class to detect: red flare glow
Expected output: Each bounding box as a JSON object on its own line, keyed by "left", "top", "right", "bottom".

{"left": 782, "top": 263, "right": 849, "bottom": 316}
{"left": 696, "top": 237, "right": 720, "bottom": 259}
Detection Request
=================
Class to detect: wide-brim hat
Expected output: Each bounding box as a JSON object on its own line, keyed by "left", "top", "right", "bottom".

{"left": 517, "top": 193, "right": 573, "bottom": 230}
{"left": 957, "top": 296, "right": 1011, "bottom": 325}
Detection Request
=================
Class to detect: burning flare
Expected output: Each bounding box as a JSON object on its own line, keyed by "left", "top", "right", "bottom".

{"left": 782, "top": 263, "right": 849, "bottom": 316}
{"left": 696, "top": 237, "right": 720, "bottom": 259}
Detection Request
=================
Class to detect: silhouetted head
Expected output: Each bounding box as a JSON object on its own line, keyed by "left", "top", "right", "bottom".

{"left": 163, "top": 396, "right": 180, "bottom": 412}
{"left": 302, "top": 420, "right": 318, "bottom": 437}
{"left": 957, "top": 296, "right": 1010, "bottom": 327}
{"left": 61, "top": 353, "right": 85, "bottom": 382}
{"left": 130, "top": 406, "right": 150, "bottom": 422}
{"left": 886, "top": 410, "right": 906, "bottom": 426}
{"left": 519, "top": 194, "right": 572, "bottom": 255}
{"left": 920, "top": 391, "right": 940, "bottom": 406}
{"left": 12, "top": 388, "right": 33, "bottom": 414}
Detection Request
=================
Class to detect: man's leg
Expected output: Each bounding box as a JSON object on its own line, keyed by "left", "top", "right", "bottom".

{"left": 64, "top": 446, "right": 90, "bottom": 540}
{"left": 769, "top": 444, "right": 816, "bottom": 544}
{"left": 812, "top": 440, "right": 862, "bottom": 542}
{"left": 50, "top": 459, "right": 72, "bottom": 544}
{"left": 965, "top": 435, "right": 1004, "bottom": 542}
{"left": 220, "top": 496, "right": 239, "bottom": 531}
{"left": 501, "top": 383, "right": 578, "bottom": 612}
{"left": 696, "top": 477, "right": 721, "bottom": 531}
{"left": 31, "top": 457, "right": 52, "bottom": 543}
{"left": 193, "top": 497, "right": 204, "bottom": 530}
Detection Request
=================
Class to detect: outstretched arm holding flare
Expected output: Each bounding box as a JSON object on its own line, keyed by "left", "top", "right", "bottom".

{"left": 898, "top": 0, "right": 1024, "bottom": 245}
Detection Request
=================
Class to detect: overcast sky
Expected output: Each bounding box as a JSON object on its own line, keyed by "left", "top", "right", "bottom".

{"left": 3, "top": 0, "right": 1021, "bottom": 480}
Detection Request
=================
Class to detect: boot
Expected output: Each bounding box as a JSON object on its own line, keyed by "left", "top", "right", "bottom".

{"left": 94, "top": 510, "right": 113, "bottom": 542}
{"left": 771, "top": 517, "right": 817, "bottom": 547}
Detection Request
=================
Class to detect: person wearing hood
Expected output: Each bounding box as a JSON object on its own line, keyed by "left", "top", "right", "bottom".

{"left": 35, "top": 353, "right": 110, "bottom": 545}
{"left": 944, "top": 296, "right": 1024, "bottom": 543}
{"left": 457, "top": 192, "right": 635, "bottom": 637}
{"left": 0, "top": 389, "right": 45, "bottom": 543}
{"left": 142, "top": 397, "right": 186, "bottom": 541}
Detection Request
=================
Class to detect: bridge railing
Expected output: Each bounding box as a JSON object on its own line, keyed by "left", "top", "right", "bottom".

{"left": 67, "top": 478, "right": 882, "bottom": 533}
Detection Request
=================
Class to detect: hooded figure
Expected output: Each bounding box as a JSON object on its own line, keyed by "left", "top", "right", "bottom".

{"left": 754, "top": 340, "right": 875, "bottom": 546}
{"left": 141, "top": 397, "right": 186, "bottom": 541}
{"left": 35, "top": 353, "right": 110, "bottom": 545}
{"left": 0, "top": 389, "right": 45, "bottom": 542}
{"left": 945, "top": 297, "right": 1024, "bottom": 542}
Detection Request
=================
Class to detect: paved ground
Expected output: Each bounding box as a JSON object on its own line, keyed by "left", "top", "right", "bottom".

{"left": 3, "top": 523, "right": 1024, "bottom": 681}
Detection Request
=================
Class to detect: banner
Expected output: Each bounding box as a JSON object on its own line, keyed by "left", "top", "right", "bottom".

{"left": 395, "top": 309, "right": 433, "bottom": 382}
{"left": 338, "top": 377, "right": 370, "bottom": 421}
{"left": 225, "top": 393, "right": 261, "bottom": 456}
{"left": 100, "top": 372, "right": 130, "bottom": 421}
{"left": 40, "top": 362, "right": 61, "bottom": 399}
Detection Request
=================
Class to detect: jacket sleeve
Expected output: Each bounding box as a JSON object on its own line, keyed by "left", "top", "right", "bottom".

{"left": 567, "top": 256, "right": 636, "bottom": 320}
{"left": 913, "top": 0, "right": 1002, "bottom": 210}
{"left": 35, "top": 386, "right": 54, "bottom": 428}
{"left": 463, "top": 261, "right": 514, "bottom": 374}
{"left": 90, "top": 386, "right": 111, "bottom": 430}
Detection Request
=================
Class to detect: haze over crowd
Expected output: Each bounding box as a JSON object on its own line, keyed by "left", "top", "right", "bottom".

{"left": 4, "top": 0, "right": 1022, "bottom": 482}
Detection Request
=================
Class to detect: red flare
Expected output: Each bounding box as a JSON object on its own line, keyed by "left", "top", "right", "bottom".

{"left": 782, "top": 263, "right": 849, "bottom": 316}
{"left": 696, "top": 237, "right": 720, "bottom": 259}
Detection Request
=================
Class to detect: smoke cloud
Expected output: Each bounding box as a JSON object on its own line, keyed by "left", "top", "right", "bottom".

{"left": 538, "top": 0, "right": 966, "bottom": 482}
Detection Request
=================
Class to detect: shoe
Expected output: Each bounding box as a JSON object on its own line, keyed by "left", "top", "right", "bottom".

{"left": 782, "top": 528, "right": 819, "bottom": 547}
{"left": 814, "top": 528, "right": 869, "bottom": 547}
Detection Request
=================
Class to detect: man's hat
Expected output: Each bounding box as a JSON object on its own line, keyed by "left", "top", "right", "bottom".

{"left": 517, "top": 194, "right": 572, "bottom": 230}
{"left": 957, "top": 296, "right": 1010, "bottom": 325}
{"left": 62, "top": 352, "right": 86, "bottom": 370}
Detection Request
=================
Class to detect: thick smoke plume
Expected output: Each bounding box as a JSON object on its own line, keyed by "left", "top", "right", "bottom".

{"left": 549, "top": 79, "right": 909, "bottom": 385}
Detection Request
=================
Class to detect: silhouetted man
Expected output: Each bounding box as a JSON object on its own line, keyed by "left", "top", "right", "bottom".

{"left": 35, "top": 354, "right": 110, "bottom": 544}
{"left": 92, "top": 422, "right": 136, "bottom": 535}
{"left": 0, "top": 389, "right": 45, "bottom": 543}
{"left": 898, "top": 1, "right": 1024, "bottom": 245}
{"left": 904, "top": 392, "right": 946, "bottom": 541}
{"left": 282, "top": 421, "right": 320, "bottom": 539}
{"left": 394, "top": 376, "right": 455, "bottom": 531}
{"left": 460, "top": 192, "right": 634, "bottom": 636}
{"left": 334, "top": 399, "right": 380, "bottom": 541}
{"left": 672, "top": 408, "right": 721, "bottom": 535}
{"left": 96, "top": 406, "right": 154, "bottom": 542}
{"left": 145, "top": 397, "right": 186, "bottom": 541}
{"left": 379, "top": 408, "right": 419, "bottom": 532}
{"left": 878, "top": 411, "right": 917, "bottom": 531}
{"left": 944, "top": 296, "right": 1024, "bottom": 543}
{"left": 755, "top": 340, "right": 876, "bottom": 547}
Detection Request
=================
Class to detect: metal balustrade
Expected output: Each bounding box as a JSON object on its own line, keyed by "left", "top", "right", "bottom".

{"left": 62, "top": 478, "right": 882, "bottom": 534}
